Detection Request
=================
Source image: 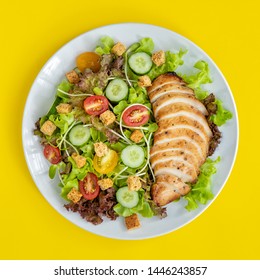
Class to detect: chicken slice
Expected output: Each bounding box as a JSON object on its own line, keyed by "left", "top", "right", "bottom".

{"left": 152, "top": 174, "right": 191, "bottom": 206}
{"left": 150, "top": 149, "right": 200, "bottom": 172}
{"left": 153, "top": 93, "right": 208, "bottom": 118}
{"left": 147, "top": 72, "right": 186, "bottom": 94}
{"left": 151, "top": 137, "right": 206, "bottom": 166}
{"left": 156, "top": 104, "right": 212, "bottom": 138}
{"left": 149, "top": 83, "right": 194, "bottom": 103}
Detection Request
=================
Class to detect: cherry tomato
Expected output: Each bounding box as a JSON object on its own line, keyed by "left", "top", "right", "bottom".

{"left": 83, "top": 96, "right": 109, "bottom": 116}
{"left": 76, "top": 52, "right": 101, "bottom": 73}
{"left": 122, "top": 105, "right": 150, "bottom": 127}
{"left": 79, "top": 173, "right": 100, "bottom": 200}
{"left": 43, "top": 145, "right": 61, "bottom": 164}
{"left": 93, "top": 149, "right": 119, "bottom": 174}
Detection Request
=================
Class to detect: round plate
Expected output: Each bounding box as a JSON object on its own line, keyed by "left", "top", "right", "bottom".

{"left": 22, "top": 23, "right": 238, "bottom": 240}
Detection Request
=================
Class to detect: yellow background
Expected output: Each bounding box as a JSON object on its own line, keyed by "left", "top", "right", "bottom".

{"left": 1, "top": 0, "right": 259, "bottom": 260}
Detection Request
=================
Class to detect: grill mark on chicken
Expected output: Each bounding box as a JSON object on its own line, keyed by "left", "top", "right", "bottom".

{"left": 150, "top": 87, "right": 194, "bottom": 103}
{"left": 153, "top": 94, "right": 208, "bottom": 117}
{"left": 151, "top": 149, "right": 200, "bottom": 171}
{"left": 156, "top": 117, "right": 210, "bottom": 142}
{"left": 148, "top": 72, "right": 185, "bottom": 93}
{"left": 151, "top": 136, "right": 205, "bottom": 164}
{"left": 157, "top": 107, "right": 212, "bottom": 138}
{"left": 148, "top": 73, "right": 213, "bottom": 206}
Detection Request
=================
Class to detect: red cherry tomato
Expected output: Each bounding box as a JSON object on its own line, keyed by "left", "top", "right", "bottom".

{"left": 79, "top": 173, "right": 100, "bottom": 200}
{"left": 43, "top": 145, "right": 61, "bottom": 164}
{"left": 83, "top": 96, "right": 109, "bottom": 116}
{"left": 122, "top": 105, "right": 150, "bottom": 127}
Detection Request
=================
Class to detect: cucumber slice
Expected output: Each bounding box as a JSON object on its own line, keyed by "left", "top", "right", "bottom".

{"left": 69, "top": 125, "right": 90, "bottom": 146}
{"left": 105, "top": 78, "right": 128, "bottom": 102}
{"left": 116, "top": 187, "right": 139, "bottom": 208}
{"left": 121, "top": 145, "right": 145, "bottom": 168}
{"left": 128, "top": 52, "right": 153, "bottom": 75}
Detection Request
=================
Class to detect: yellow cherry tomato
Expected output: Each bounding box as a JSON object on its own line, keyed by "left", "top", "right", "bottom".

{"left": 76, "top": 52, "right": 101, "bottom": 73}
{"left": 93, "top": 149, "right": 119, "bottom": 174}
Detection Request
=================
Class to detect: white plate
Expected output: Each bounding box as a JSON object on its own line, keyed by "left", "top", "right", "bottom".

{"left": 22, "top": 23, "right": 238, "bottom": 240}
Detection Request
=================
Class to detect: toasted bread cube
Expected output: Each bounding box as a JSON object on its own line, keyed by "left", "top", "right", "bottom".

{"left": 138, "top": 75, "right": 152, "bottom": 87}
{"left": 40, "top": 120, "right": 57, "bottom": 136}
{"left": 125, "top": 214, "right": 141, "bottom": 230}
{"left": 56, "top": 103, "right": 72, "bottom": 114}
{"left": 111, "top": 42, "right": 126, "bottom": 56}
{"left": 98, "top": 178, "right": 113, "bottom": 190}
{"left": 94, "top": 142, "right": 108, "bottom": 157}
{"left": 67, "top": 188, "right": 82, "bottom": 203}
{"left": 71, "top": 153, "right": 86, "bottom": 168}
{"left": 100, "top": 110, "right": 116, "bottom": 126}
{"left": 66, "top": 70, "right": 80, "bottom": 84}
{"left": 130, "top": 130, "right": 143, "bottom": 143}
{"left": 152, "top": 50, "right": 165, "bottom": 66}
{"left": 127, "top": 176, "right": 142, "bottom": 191}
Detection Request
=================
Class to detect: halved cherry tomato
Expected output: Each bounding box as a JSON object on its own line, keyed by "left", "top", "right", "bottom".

{"left": 83, "top": 96, "right": 109, "bottom": 116}
{"left": 93, "top": 149, "right": 119, "bottom": 174}
{"left": 76, "top": 52, "right": 101, "bottom": 73}
{"left": 43, "top": 145, "right": 61, "bottom": 164}
{"left": 79, "top": 173, "right": 100, "bottom": 200}
{"left": 122, "top": 105, "right": 150, "bottom": 127}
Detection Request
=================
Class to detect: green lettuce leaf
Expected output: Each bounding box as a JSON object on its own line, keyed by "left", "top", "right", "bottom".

{"left": 184, "top": 157, "right": 220, "bottom": 211}
{"left": 56, "top": 80, "right": 73, "bottom": 102}
{"left": 183, "top": 60, "right": 212, "bottom": 89}
{"left": 95, "top": 36, "right": 114, "bottom": 55}
{"left": 210, "top": 99, "right": 233, "bottom": 126}
{"left": 148, "top": 49, "right": 187, "bottom": 81}
{"left": 181, "top": 60, "right": 212, "bottom": 100}
{"left": 113, "top": 189, "right": 154, "bottom": 218}
{"left": 135, "top": 38, "right": 154, "bottom": 54}
{"left": 49, "top": 112, "right": 74, "bottom": 134}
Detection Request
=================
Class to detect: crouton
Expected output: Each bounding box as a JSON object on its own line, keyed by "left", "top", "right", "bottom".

{"left": 127, "top": 176, "right": 142, "bottom": 191}
{"left": 138, "top": 75, "right": 152, "bottom": 87}
{"left": 40, "top": 120, "right": 57, "bottom": 136}
{"left": 66, "top": 70, "right": 80, "bottom": 84}
{"left": 67, "top": 188, "right": 82, "bottom": 203}
{"left": 98, "top": 178, "right": 113, "bottom": 190}
{"left": 111, "top": 42, "right": 126, "bottom": 56}
{"left": 100, "top": 110, "right": 116, "bottom": 126}
{"left": 56, "top": 103, "right": 72, "bottom": 114}
{"left": 125, "top": 214, "right": 141, "bottom": 230}
{"left": 152, "top": 50, "right": 165, "bottom": 66}
{"left": 130, "top": 130, "right": 143, "bottom": 143}
{"left": 71, "top": 153, "right": 86, "bottom": 168}
{"left": 94, "top": 142, "right": 108, "bottom": 157}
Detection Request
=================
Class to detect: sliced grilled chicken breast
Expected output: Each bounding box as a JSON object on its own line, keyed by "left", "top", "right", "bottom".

{"left": 153, "top": 92, "right": 208, "bottom": 118}
{"left": 147, "top": 72, "right": 212, "bottom": 206}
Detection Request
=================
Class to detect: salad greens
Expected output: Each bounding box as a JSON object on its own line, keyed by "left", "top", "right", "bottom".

{"left": 34, "top": 35, "right": 233, "bottom": 228}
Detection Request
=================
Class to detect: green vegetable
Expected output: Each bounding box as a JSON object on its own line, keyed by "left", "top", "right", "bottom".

{"left": 128, "top": 52, "right": 153, "bottom": 75}
{"left": 211, "top": 99, "right": 233, "bottom": 126}
{"left": 184, "top": 157, "right": 221, "bottom": 211}
{"left": 121, "top": 145, "right": 145, "bottom": 168}
{"left": 49, "top": 112, "right": 74, "bottom": 134}
{"left": 69, "top": 124, "right": 91, "bottom": 146}
{"left": 181, "top": 60, "right": 212, "bottom": 100}
{"left": 105, "top": 78, "right": 128, "bottom": 102}
{"left": 56, "top": 80, "right": 73, "bottom": 102}
{"left": 148, "top": 49, "right": 187, "bottom": 80}
{"left": 134, "top": 38, "right": 154, "bottom": 54}
{"left": 95, "top": 36, "right": 114, "bottom": 55}
{"left": 116, "top": 187, "right": 139, "bottom": 208}
{"left": 114, "top": 189, "right": 154, "bottom": 218}
{"left": 113, "top": 100, "right": 129, "bottom": 115}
